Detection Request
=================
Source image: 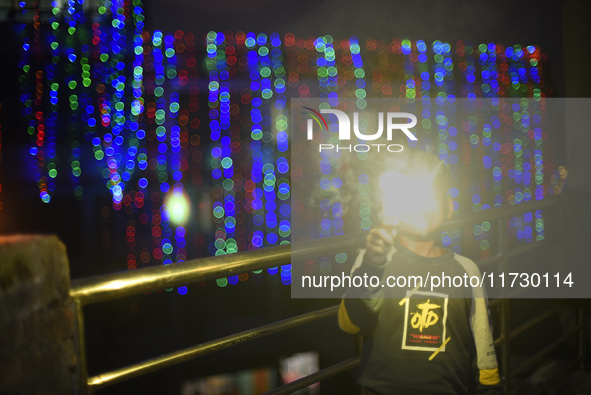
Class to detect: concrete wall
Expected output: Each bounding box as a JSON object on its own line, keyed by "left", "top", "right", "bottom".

{"left": 0, "top": 235, "right": 79, "bottom": 394}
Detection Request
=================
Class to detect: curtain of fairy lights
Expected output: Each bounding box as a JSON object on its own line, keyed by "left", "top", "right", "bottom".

{"left": 14, "top": 1, "right": 553, "bottom": 293}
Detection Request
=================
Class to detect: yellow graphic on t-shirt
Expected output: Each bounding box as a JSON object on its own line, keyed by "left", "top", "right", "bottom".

{"left": 410, "top": 299, "right": 441, "bottom": 332}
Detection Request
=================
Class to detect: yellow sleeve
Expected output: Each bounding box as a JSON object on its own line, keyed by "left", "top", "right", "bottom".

{"left": 338, "top": 299, "right": 360, "bottom": 334}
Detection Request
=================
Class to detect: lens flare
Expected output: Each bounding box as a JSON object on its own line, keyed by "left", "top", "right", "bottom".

{"left": 163, "top": 191, "right": 190, "bottom": 225}
{"left": 378, "top": 170, "right": 440, "bottom": 234}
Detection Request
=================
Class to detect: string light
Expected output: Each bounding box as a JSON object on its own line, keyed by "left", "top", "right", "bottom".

{"left": 207, "top": 30, "right": 228, "bottom": 288}
{"left": 15, "top": 27, "right": 556, "bottom": 283}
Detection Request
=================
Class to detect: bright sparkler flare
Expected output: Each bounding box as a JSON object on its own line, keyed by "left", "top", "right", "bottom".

{"left": 164, "top": 191, "right": 191, "bottom": 225}
{"left": 378, "top": 169, "right": 441, "bottom": 235}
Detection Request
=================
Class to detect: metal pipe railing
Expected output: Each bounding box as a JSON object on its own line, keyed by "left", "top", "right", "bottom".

{"left": 87, "top": 306, "right": 340, "bottom": 390}
{"left": 71, "top": 244, "right": 290, "bottom": 306}
{"left": 579, "top": 306, "right": 585, "bottom": 370}
{"left": 511, "top": 325, "right": 581, "bottom": 377}
{"left": 444, "top": 198, "right": 555, "bottom": 228}
{"left": 493, "top": 305, "right": 563, "bottom": 348}
{"left": 263, "top": 357, "right": 361, "bottom": 395}
{"left": 508, "top": 305, "right": 562, "bottom": 341}
{"left": 74, "top": 299, "right": 88, "bottom": 393}
{"left": 71, "top": 232, "right": 366, "bottom": 306}
{"left": 498, "top": 214, "right": 512, "bottom": 395}
{"left": 71, "top": 196, "right": 568, "bottom": 394}
{"left": 71, "top": 197, "right": 559, "bottom": 307}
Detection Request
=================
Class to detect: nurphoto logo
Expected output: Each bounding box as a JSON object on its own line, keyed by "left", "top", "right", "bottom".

{"left": 303, "top": 108, "right": 418, "bottom": 153}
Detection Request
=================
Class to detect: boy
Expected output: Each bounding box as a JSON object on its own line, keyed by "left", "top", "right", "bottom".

{"left": 338, "top": 151, "right": 502, "bottom": 395}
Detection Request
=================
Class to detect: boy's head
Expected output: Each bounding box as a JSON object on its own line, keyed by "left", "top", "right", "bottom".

{"left": 378, "top": 150, "right": 452, "bottom": 238}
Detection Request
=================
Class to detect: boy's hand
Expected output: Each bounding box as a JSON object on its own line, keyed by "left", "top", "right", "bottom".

{"left": 365, "top": 225, "right": 396, "bottom": 266}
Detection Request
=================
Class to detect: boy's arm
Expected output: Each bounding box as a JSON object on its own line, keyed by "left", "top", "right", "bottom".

{"left": 455, "top": 255, "right": 502, "bottom": 395}
{"left": 338, "top": 249, "right": 388, "bottom": 336}
{"left": 471, "top": 296, "right": 502, "bottom": 395}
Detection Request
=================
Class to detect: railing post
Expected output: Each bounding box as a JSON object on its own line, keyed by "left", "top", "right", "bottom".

{"left": 354, "top": 335, "right": 363, "bottom": 395}
{"left": 74, "top": 298, "right": 90, "bottom": 395}
{"left": 498, "top": 217, "right": 510, "bottom": 395}
{"left": 578, "top": 306, "right": 585, "bottom": 370}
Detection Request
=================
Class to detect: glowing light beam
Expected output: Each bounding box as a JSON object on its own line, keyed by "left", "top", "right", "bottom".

{"left": 164, "top": 191, "right": 191, "bottom": 226}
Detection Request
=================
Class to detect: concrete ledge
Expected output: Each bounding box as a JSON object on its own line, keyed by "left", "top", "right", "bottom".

{"left": 0, "top": 235, "right": 77, "bottom": 394}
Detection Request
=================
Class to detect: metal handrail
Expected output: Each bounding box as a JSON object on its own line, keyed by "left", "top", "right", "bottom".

{"left": 444, "top": 197, "right": 555, "bottom": 228}
{"left": 511, "top": 325, "right": 582, "bottom": 377}
{"left": 71, "top": 232, "right": 365, "bottom": 305}
{"left": 72, "top": 196, "right": 568, "bottom": 394}
{"left": 71, "top": 197, "right": 560, "bottom": 306}
{"left": 71, "top": 243, "right": 291, "bottom": 306}
{"left": 87, "top": 306, "right": 340, "bottom": 390}
{"left": 263, "top": 357, "right": 361, "bottom": 395}
{"left": 508, "top": 305, "right": 562, "bottom": 341}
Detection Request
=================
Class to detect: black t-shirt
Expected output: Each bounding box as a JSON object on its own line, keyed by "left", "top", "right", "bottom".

{"left": 338, "top": 242, "right": 502, "bottom": 395}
